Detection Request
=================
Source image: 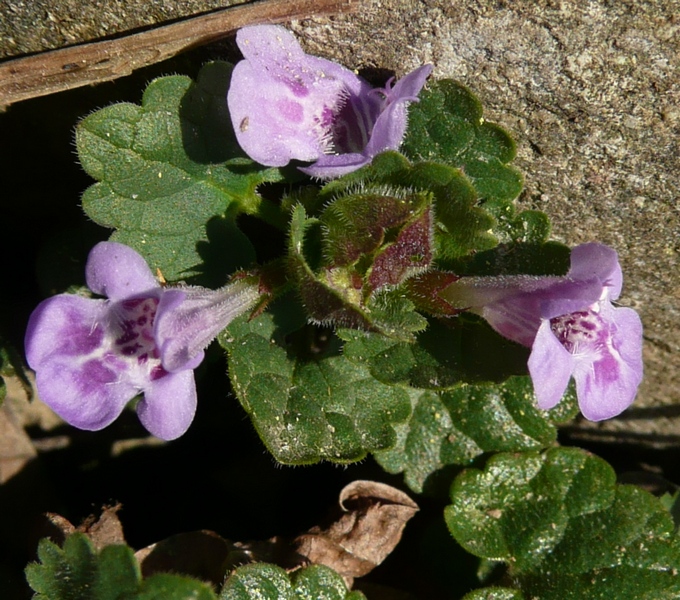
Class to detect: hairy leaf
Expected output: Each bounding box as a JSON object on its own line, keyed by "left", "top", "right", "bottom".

{"left": 402, "top": 80, "right": 523, "bottom": 203}
{"left": 135, "top": 574, "right": 217, "bottom": 600}
{"left": 221, "top": 307, "right": 411, "bottom": 464}
{"left": 373, "top": 378, "right": 576, "bottom": 493}
{"left": 220, "top": 563, "right": 365, "bottom": 600}
{"left": 25, "top": 533, "right": 217, "bottom": 600}
{"left": 462, "top": 589, "right": 526, "bottom": 600}
{"left": 319, "top": 153, "right": 498, "bottom": 260}
{"left": 76, "top": 61, "right": 283, "bottom": 282}
{"left": 288, "top": 204, "right": 428, "bottom": 341}
{"left": 26, "top": 534, "right": 139, "bottom": 600}
{"left": 446, "top": 448, "right": 680, "bottom": 599}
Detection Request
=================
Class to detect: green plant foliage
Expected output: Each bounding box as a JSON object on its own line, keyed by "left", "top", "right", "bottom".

{"left": 25, "top": 535, "right": 366, "bottom": 600}
{"left": 445, "top": 448, "right": 680, "bottom": 599}
{"left": 402, "top": 79, "right": 523, "bottom": 203}
{"left": 288, "top": 204, "right": 428, "bottom": 341}
{"left": 220, "top": 307, "right": 412, "bottom": 464}
{"left": 339, "top": 316, "right": 534, "bottom": 389}
{"left": 441, "top": 191, "right": 570, "bottom": 278}
{"left": 25, "top": 534, "right": 217, "bottom": 600}
{"left": 220, "top": 563, "right": 365, "bottom": 600}
{"left": 318, "top": 152, "right": 499, "bottom": 260}
{"left": 76, "top": 61, "right": 283, "bottom": 281}
{"left": 462, "top": 589, "right": 526, "bottom": 600}
{"left": 372, "top": 376, "right": 577, "bottom": 493}
{"left": 136, "top": 574, "right": 217, "bottom": 600}
{"left": 660, "top": 489, "right": 680, "bottom": 531}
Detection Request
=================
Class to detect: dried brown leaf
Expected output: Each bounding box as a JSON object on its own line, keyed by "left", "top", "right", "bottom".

{"left": 40, "top": 504, "right": 126, "bottom": 550}
{"left": 79, "top": 503, "right": 126, "bottom": 550}
{"left": 0, "top": 404, "right": 37, "bottom": 483}
{"left": 293, "top": 480, "right": 418, "bottom": 586}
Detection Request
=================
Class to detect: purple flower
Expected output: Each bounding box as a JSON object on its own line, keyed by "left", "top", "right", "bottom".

{"left": 440, "top": 243, "right": 643, "bottom": 420}
{"left": 25, "top": 242, "right": 260, "bottom": 440}
{"left": 227, "top": 24, "right": 432, "bottom": 179}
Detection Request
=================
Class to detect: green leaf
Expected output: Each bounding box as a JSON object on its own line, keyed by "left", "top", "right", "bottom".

{"left": 135, "top": 574, "right": 217, "bottom": 600}
{"left": 219, "top": 563, "right": 363, "bottom": 600}
{"left": 76, "top": 61, "right": 283, "bottom": 281}
{"left": 319, "top": 153, "right": 498, "bottom": 260}
{"left": 25, "top": 534, "right": 217, "bottom": 600}
{"left": 340, "top": 316, "right": 534, "bottom": 390}
{"left": 373, "top": 377, "right": 577, "bottom": 494}
{"left": 220, "top": 305, "right": 411, "bottom": 464}
{"left": 287, "top": 204, "right": 428, "bottom": 342}
{"left": 462, "top": 589, "right": 526, "bottom": 600}
{"left": 292, "top": 565, "right": 366, "bottom": 600}
{"left": 445, "top": 448, "right": 680, "bottom": 599}
{"left": 25, "top": 534, "right": 139, "bottom": 600}
{"left": 442, "top": 197, "right": 569, "bottom": 278}
{"left": 403, "top": 80, "right": 523, "bottom": 203}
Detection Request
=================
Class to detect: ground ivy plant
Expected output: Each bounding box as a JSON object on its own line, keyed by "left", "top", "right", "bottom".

{"left": 21, "top": 23, "right": 665, "bottom": 600}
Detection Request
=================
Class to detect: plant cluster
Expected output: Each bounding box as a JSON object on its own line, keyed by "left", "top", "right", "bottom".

{"left": 11, "top": 24, "right": 676, "bottom": 600}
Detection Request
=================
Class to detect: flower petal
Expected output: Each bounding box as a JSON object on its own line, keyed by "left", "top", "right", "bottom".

{"left": 441, "top": 274, "right": 603, "bottom": 346}
{"left": 228, "top": 25, "right": 358, "bottom": 166}
{"left": 387, "top": 64, "right": 433, "bottom": 101}
{"left": 136, "top": 370, "right": 197, "bottom": 440}
{"left": 25, "top": 295, "right": 107, "bottom": 369}
{"left": 25, "top": 294, "right": 137, "bottom": 430}
{"left": 527, "top": 320, "right": 575, "bottom": 409}
{"left": 364, "top": 64, "right": 433, "bottom": 155}
{"left": 34, "top": 356, "right": 137, "bottom": 431}
{"left": 573, "top": 306, "right": 643, "bottom": 420}
{"left": 86, "top": 242, "right": 159, "bottom": 300}
{"left": 299, "top": 151, "right": 371, "bottom": 179}
{"left": 228, "top": 61, "right": 328, "bottom": 166}
{"left": 568, "top": 243, "right": 623, "bottom": 300}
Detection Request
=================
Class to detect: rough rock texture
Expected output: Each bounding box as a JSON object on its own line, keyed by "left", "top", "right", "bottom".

{"left": 0, "top": 0, "right": 247, "bottom": 58}
{"left": 3, "top": 0, "right": 679, "bottom": 440}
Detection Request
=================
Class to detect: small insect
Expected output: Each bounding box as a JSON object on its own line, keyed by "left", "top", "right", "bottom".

{"left": 239, "top": 116, "right": 249, "bottom": 132}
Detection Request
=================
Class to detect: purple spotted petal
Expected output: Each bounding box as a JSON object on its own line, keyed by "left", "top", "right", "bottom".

{"left": 34, "top": 356, "right": 137, "bottom": 431}
{"left": 228, "top": 25, "right": 357, "bottom": 166}
{"left": 573, "top": 306, "right": 643, "bottom": 420}
{"left": 25, "top": 295, "right": 107, "bottom": 367}
{"left": 86, "top": 241, "right": 159, "bottom": 300}
{"left": 137, "top": 369, "right": 197, "bottom": 440}
{"left": 441, "top": 242, "right": 643, "bottom": 420}
{"left": 25, "top": 241, "right": 258, "bottom": 440}
{"left": 228, "top": 24, "right": 432, "bottom": 178}
{"left": 527, "top": 320, "right": 575, "bottom": 410}
{"left": 301, "top": 65, "right": 433, "bottom": 179}
{"left": 25, "top": 295, "right": 136, "bottom": 430}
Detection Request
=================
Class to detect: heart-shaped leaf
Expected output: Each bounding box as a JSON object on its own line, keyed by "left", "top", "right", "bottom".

{"left": 76, "top": 61, "right": 283, "bottom": 282}
{"left": 446, "top": 448, "right": 680, "bottom": 599}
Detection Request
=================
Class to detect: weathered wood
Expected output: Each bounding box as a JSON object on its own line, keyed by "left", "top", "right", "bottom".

{"left": 0, "top": 0, "right": 359, "bottom": 109}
